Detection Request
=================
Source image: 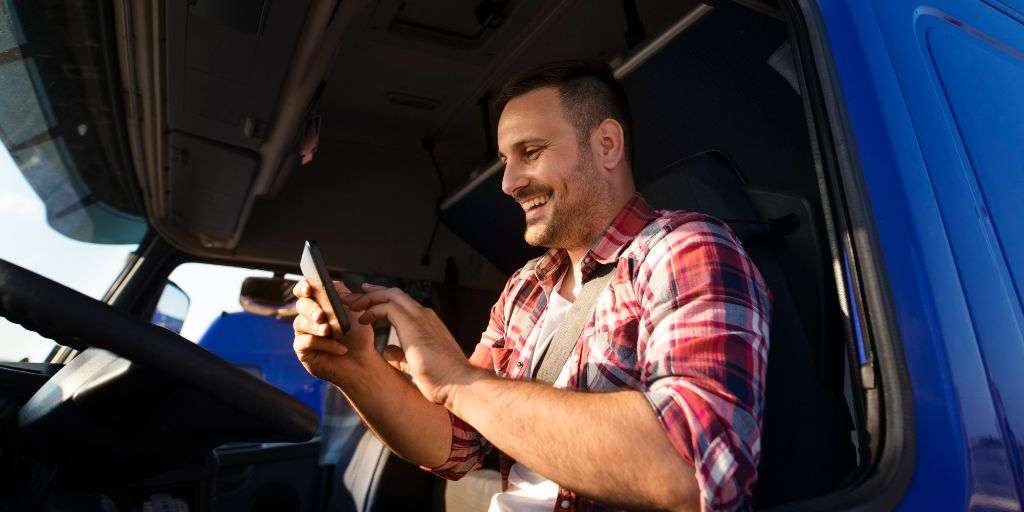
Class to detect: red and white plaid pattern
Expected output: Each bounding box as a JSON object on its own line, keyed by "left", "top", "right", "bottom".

{"left": 429, "top": 194, "right": 771, "bottom": 511}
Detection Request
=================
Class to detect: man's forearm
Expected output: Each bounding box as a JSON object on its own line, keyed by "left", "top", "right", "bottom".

{"left": 332, "top": 350, "right": 452, "bottom": 468}
{"left": 444, "top": 370, "right": 700, "bottom": 511}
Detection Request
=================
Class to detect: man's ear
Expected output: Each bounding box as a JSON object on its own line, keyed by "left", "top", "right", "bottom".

{"left": 592, "top": 118, "right": 626, "bottom": 173}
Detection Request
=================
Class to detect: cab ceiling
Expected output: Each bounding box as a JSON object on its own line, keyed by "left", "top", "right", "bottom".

{"left": 316, "top": 0, "right": 697, "bottom": 188}
{"left": 143, "top": 0, "right": 701, "bottom": 290}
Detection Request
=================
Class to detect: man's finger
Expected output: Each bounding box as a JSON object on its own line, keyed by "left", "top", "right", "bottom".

{"left": 293, "top": 334, "right": 348, "bottom": 356}
{"left": 332, "top": 279, "right": 353, "bottom": 295}
{"left": 344, "top": 286, "right": 422, "bottom": 313}
{"left": 293, "top": 279, "right": 310, "bottom": 298}
{"left": 357, "top": 302, "right": 415, "bottom": 328}
{"left": 295, "top": 297, "right": 324, "bottom": 323}
{"left": 293, "top": 314, "right": 329, "bottom": 336}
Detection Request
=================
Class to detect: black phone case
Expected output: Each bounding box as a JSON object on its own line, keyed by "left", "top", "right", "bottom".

{"left": 299, "top": 240, "right": 351, "bottom": 336}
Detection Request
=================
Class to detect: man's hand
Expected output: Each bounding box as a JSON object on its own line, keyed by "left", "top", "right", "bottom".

{"left": 291, "top": 279, "right": 376, "bottom": 384}
{"left": 291, "top": 280, "right": 457, "bottom": 470}
{"left": 342, "top": 284, "right": 479, "bottom": 404}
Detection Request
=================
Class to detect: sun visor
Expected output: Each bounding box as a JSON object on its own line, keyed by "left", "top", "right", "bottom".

{"left": 168, "top": 133, "right": 257, "bottom": 244}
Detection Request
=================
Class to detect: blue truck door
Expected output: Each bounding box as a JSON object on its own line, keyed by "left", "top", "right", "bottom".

{"left": 815, "top": 0, "right": 1024, "bottom": 508}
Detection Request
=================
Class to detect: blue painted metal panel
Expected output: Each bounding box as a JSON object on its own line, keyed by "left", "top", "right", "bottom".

{"left": 816, "top": 0, "right": 1024, "bottom": 508}
{"left": 198, "top": 312, "right": 326, "bottom": 419}
{"left": 920, "top": 11, "right": 1024, "bottom": 503}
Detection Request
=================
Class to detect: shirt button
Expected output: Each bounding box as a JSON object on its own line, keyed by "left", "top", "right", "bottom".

{"left": 560, "top": 499, "right": 571, "bottom": 509}
{"left": 515, "top": 361, "right": 523, "bottom": 369}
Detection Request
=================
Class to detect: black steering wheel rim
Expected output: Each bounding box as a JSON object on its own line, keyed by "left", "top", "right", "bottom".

{"left": 0, "top": 258, "right": 318, "bottom": 441}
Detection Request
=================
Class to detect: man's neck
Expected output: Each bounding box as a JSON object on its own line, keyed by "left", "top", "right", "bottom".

{"left": 566, "top": 190, "right": 634, "bottom": 264}
{"left": 557, "top": 204, "right": 618, "bottom": 299}
{"left": 566, "top": 247, "right": 588, "bottom": 270}
{"left": 559, "top": 191, "right": 634, "bottom": 300}
{"left": 557, "top": 248, "right": 586, "bottom": 302}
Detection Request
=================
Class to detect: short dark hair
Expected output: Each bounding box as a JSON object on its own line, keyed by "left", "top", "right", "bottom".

{"left": 495, "top": 60, "right": 633, "bottom": 166}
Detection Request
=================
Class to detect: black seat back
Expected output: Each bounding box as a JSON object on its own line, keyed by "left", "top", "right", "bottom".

{"left": 640, "top": 151, "right": 854, "bottom": 506}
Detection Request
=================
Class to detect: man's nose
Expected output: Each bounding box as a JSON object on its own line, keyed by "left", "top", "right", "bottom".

{"left": 501, "top": 161, "right": 529, "bottom": 197}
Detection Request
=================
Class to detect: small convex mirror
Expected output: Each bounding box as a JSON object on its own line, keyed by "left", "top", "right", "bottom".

{"left": 151, "top": 281, "right": 190, "bottom": 334}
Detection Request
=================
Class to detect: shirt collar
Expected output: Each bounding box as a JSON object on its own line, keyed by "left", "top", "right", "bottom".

{"left": 531, "top": 193, "right": 655, "bottom": 287}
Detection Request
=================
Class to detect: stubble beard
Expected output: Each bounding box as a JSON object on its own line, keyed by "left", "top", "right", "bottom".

{"left": 523, "top": 153, "right": 604, "bottom": 249}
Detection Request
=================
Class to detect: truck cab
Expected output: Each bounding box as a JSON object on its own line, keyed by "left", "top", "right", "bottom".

{"left": 0, "top": 0, "right": 1020, "bottom": 510}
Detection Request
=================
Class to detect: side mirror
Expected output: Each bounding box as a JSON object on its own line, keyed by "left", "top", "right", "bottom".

{"left": 151, "top": 281, "right": 190, "bottom": 334}
{"left": 239, "top": 276, "right": 299, "bottom": 318}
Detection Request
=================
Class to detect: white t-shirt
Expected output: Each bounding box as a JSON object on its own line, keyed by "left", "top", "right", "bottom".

{"left": 489, "top": 273, "right": 577, "bottom": 512}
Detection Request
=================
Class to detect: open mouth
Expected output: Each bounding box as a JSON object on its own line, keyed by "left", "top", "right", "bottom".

{"left": 520, "top": 194, "right": 551, "bottom": 220}
{"left": 520, "top": 194, "right": 550, "bottom": 211}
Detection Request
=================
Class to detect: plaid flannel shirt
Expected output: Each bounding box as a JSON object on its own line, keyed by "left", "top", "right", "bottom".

{"left": 428, "top": 194, "right": 771, "bottom": 511}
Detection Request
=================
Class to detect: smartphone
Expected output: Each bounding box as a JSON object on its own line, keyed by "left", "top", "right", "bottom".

{"left": 299, "top": 240, "right": 351, "bottom": 337}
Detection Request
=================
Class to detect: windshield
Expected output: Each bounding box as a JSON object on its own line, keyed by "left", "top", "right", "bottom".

{"left": 0, "top": 0, "right": 148, "bottom": 362}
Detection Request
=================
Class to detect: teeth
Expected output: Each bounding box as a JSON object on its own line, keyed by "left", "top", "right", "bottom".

{"left": 521, "top": 195, "right": 550, "bottom": 211}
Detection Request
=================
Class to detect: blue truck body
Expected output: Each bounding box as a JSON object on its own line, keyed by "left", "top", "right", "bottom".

{"left": 198, "top": 312, "right": 328, "bottom": 419}
{"left": 817, "top": 0, "right": 1024, "bottom": 507}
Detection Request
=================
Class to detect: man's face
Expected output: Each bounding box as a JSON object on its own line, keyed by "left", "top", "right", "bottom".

{"left": 497, "top": 87, "right": 605, "bottom": 249}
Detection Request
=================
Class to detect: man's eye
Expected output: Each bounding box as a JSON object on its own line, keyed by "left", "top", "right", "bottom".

{"left": 524, "top": 148, "right": 541, "bottom": 161}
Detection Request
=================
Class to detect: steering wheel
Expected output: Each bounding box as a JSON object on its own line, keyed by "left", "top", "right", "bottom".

{"left": 0, "top": 258, "right": 318, "bottom": 448}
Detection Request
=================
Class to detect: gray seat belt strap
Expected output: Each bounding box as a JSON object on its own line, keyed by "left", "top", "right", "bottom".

{"left": 533, "top": 263, "right": 616, "bottom": 384}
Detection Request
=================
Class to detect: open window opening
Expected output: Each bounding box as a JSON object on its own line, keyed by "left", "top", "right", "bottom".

{"left": 139, "top": 0, "right": 899, "bottom": 509}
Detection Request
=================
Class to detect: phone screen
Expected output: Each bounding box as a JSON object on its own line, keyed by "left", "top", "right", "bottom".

{"left": 299, "top": 240, "right": 351, "bottom": 337}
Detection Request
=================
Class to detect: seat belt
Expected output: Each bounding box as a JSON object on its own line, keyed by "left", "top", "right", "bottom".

{"left": 533, "top": 263, "right": 616, "bottom": 384}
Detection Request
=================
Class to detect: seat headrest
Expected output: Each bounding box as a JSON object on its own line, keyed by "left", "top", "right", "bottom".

{"left": 639, "top": 151, "right": 768, "bottom": 240}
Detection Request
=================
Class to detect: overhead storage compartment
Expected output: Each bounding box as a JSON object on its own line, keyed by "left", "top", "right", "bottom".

{"left": 166, "top": 0, "right": 312, "bottom": 150}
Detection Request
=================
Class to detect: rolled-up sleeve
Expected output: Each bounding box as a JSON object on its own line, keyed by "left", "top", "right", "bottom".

{"left": 427, "top": 411, "right": 489, "bottom": 479}
{"left": 636, "top": 220, "right": 771, "bottom": 511}
{"left": 424, "top": 269, "right": 523, "bottom": 480}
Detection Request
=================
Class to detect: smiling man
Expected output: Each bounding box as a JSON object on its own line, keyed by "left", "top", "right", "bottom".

{"left": 292, "top": 61, "right": 771, "bottom": 511}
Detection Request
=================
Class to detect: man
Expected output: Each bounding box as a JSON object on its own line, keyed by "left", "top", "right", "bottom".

{"left": 292, "top": 61, "right": 770, "bottom": 511}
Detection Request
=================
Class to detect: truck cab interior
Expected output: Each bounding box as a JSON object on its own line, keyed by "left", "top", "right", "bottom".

{"left": 0, "top": 0, "right": 909, "bottom": 510}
